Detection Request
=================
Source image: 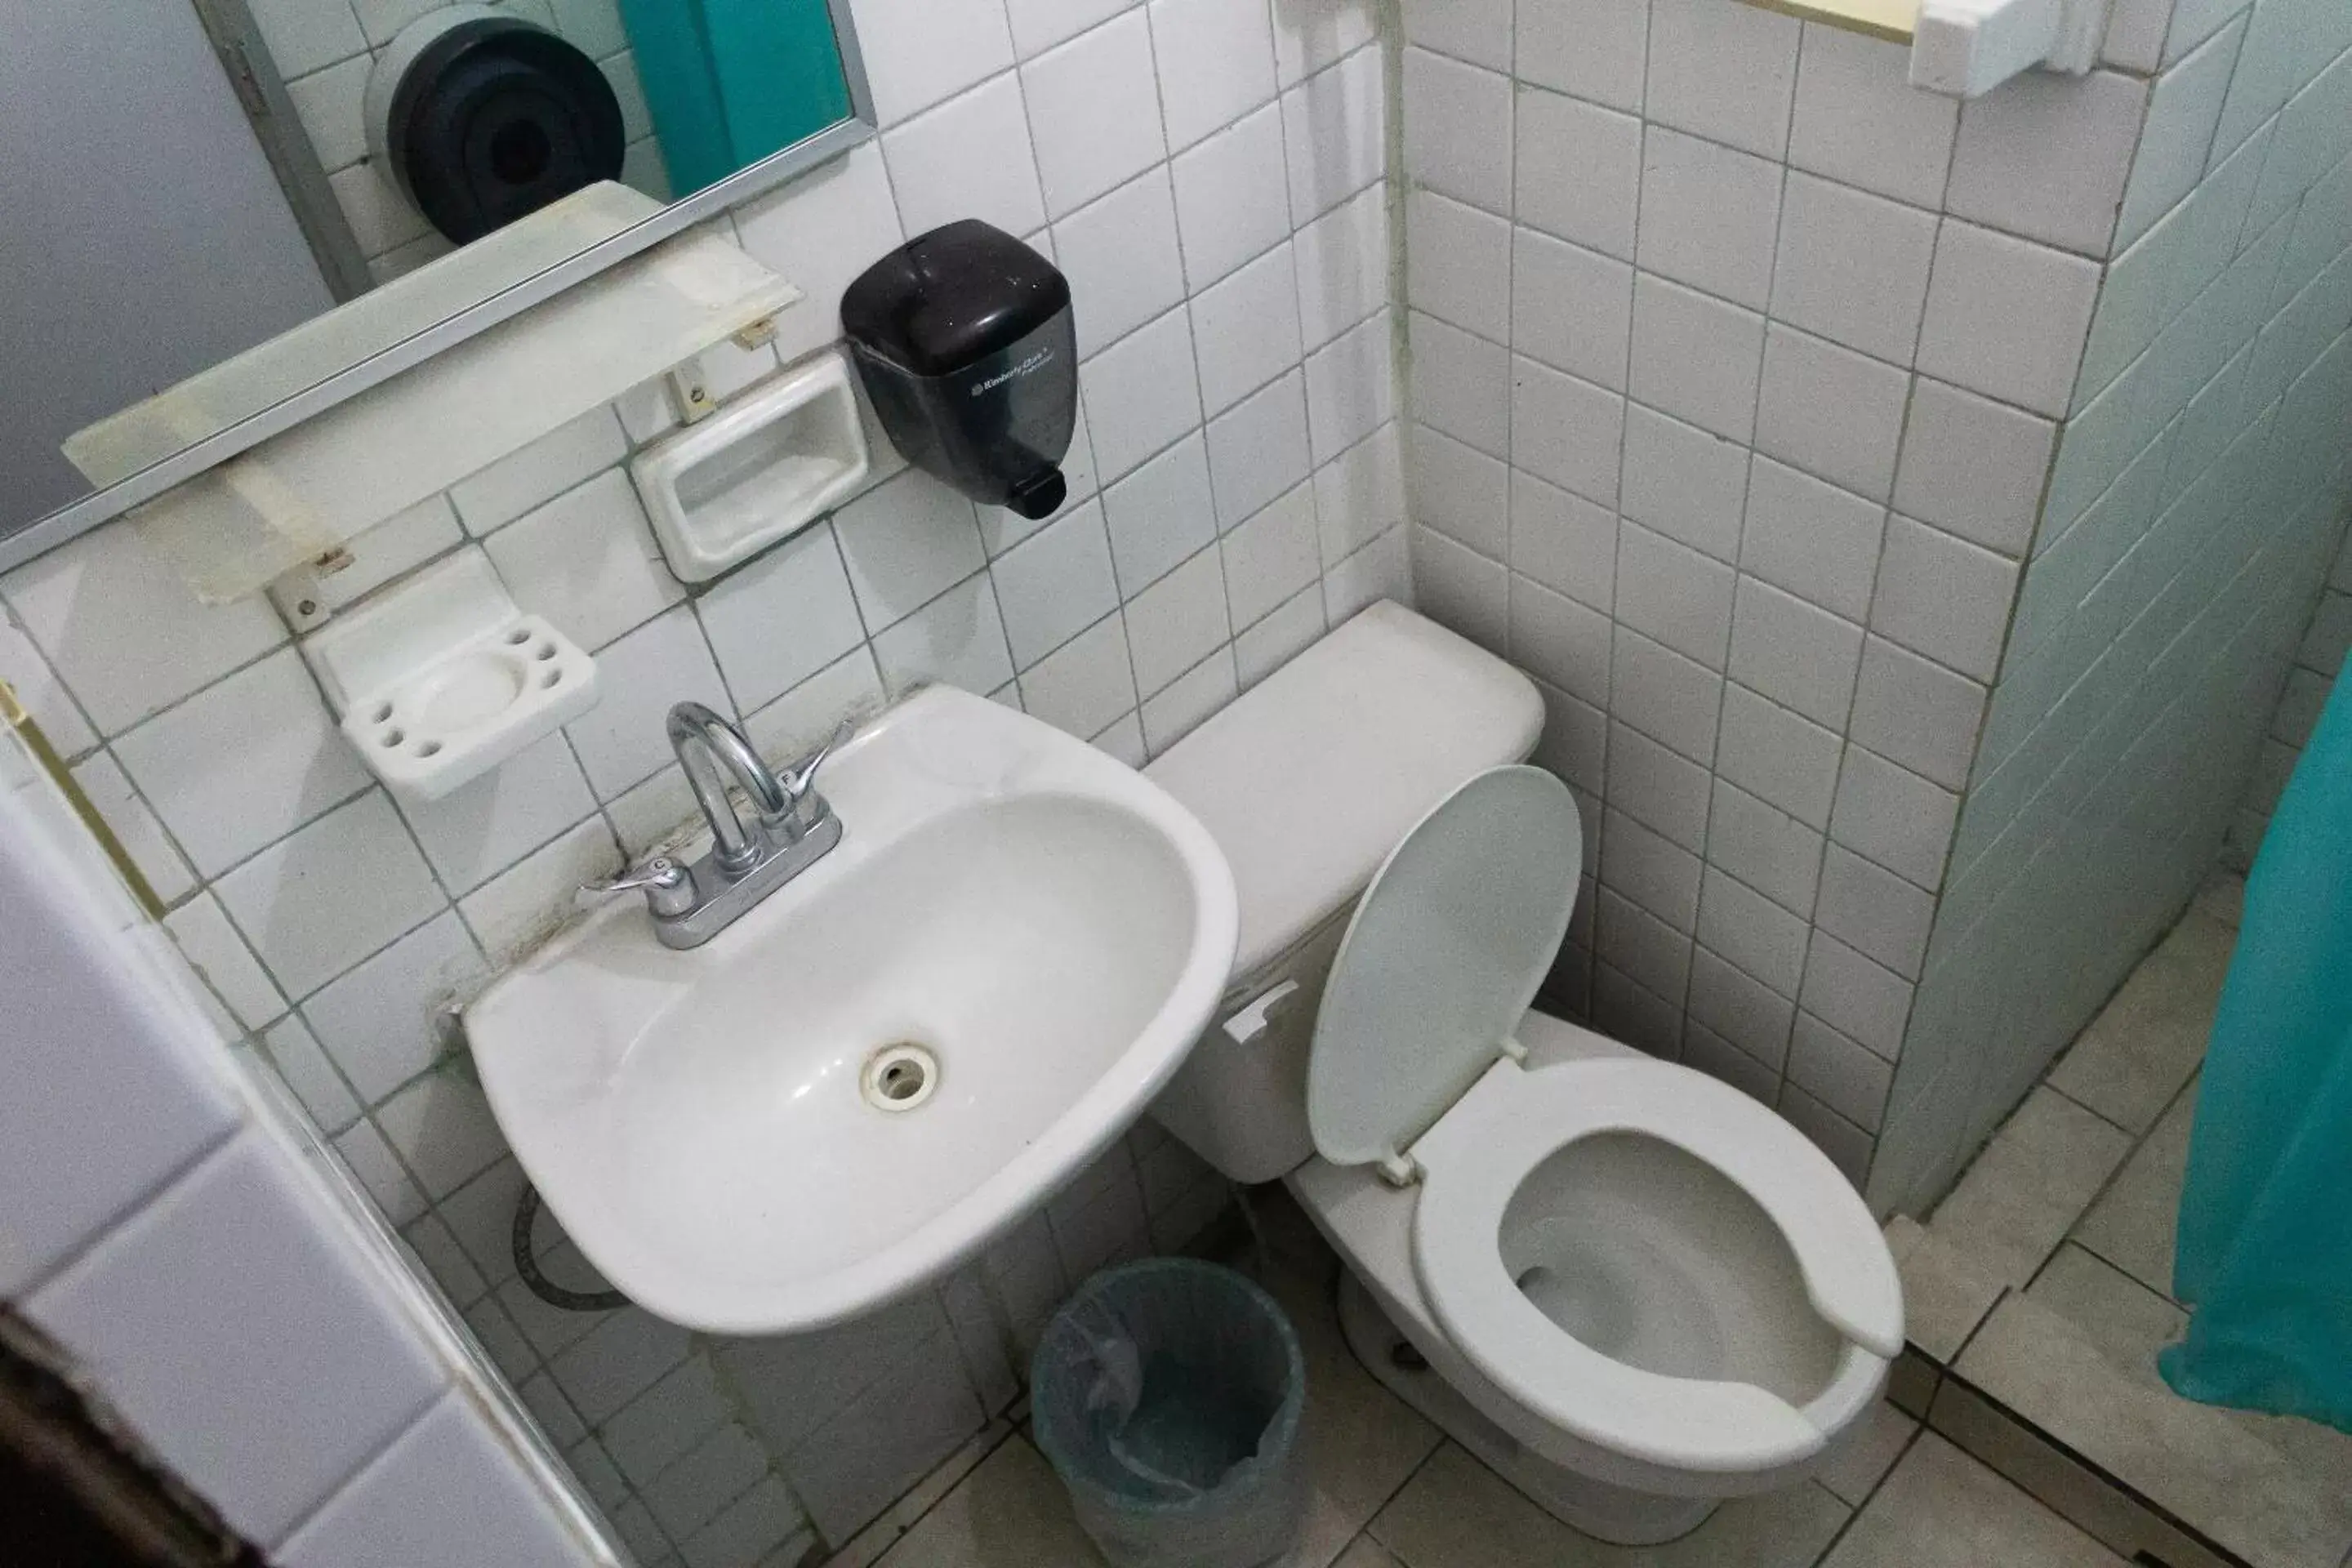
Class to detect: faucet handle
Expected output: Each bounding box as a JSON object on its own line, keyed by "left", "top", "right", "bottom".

{"left": 776, "top": 719, "right": 855, "bottom": 807}
{"left": 583, "top": 856, "right": 696, "bottom": 917}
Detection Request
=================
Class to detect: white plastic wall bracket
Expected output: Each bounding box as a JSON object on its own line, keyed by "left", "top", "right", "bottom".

{"left": 267, "top": 548, "right": 354, "bottom": 632}
{"left": 666, "top": 364, "right": 716, "bottom": 425}
{"left": 1910, "top": 0, "right": 2109, "bottom": 97}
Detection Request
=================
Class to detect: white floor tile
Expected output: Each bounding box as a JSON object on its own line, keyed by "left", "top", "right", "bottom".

{"left": 872, "top": 1436, "right": 1102, "bottom": 1566}
{"left": 1930, "top": 1087, "right": 2133, "bottom": 1288}
{"left": 1821, "top": 1433, "right": 2127, "bottom": 1568}
{"left": 1814, "top": 1401, "right": 1920, "bottom": 1508}
{"left": 1371, "top": 1442, "right": 1846, "bottom": 1568}
{"left": 2045, "top": 913, "right": 2231, "bottom": 1134}
{"left": 2071, "top": 1080, "right": 2197, "bottom": 1300}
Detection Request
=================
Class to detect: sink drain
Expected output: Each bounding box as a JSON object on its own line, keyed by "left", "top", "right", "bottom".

{"left": 861, "top": 1042, "right": 938, "bottom": 1111}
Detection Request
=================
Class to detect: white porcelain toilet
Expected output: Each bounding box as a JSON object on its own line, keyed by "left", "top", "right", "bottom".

{"left": 1144, "top": 602, "right": 1904, "bottom": 1544}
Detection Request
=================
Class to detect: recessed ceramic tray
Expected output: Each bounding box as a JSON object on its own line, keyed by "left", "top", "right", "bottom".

{"left": 630, "top": 350, "right": 871, "bottom": 582}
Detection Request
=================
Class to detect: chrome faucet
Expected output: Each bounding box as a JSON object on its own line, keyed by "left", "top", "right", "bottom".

{"left": 586, "top": 702, "right": 850, "bottom": 949}
{"left": 671, "top": 702, "right": 794, "bottom": 872}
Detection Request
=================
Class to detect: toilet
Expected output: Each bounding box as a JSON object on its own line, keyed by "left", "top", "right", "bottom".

{"left": 1143, "top": 602, "right": 1903, "bottom": 1545}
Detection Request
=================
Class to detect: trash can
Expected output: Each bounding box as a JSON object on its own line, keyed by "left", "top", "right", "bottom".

{"left": 1031, "top": 1258, "right": 1307, "bottom": 1568}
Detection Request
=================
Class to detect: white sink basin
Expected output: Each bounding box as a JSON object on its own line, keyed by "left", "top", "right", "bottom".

{"left": 466, "top": 687, "right": 1238, "bottom": 1335}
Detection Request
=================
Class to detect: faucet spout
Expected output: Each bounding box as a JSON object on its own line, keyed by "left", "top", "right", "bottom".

{"left": 667, "top": 702, "right": 786, "bottom": 876}
{"left": 586, "top": 699, "right": 850, "bottom": 948}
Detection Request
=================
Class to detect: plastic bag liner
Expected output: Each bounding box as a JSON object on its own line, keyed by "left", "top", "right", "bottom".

{"left": 1031, "top": 1258, "right": 1307, "bottom": 1568}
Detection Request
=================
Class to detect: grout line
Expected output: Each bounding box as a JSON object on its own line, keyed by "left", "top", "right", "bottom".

{"left": 2038, "top": 1076, "right": 2144, "bottom": 1143}
{"left": 2066, "top": 1232, "right": 2182, "bottom": 1312}
{"left": 16, "top": 1116, "right": 248, "bottom": 1306}
{"left": 1364, "top": 1437, "right": 1450, "bottom": 1555}
{"left": 821, "top": 1418, "right": 1026, "bottom": 1568}
{"left": 1923, "top": 1369, "right": 2261, "bottom": 1568}
{"left": 2060, "top": 1069, "right": 2201, "bottom": 1259}
{"left": 1948, "top": 1282, "right": 2017, "bottom": 1370}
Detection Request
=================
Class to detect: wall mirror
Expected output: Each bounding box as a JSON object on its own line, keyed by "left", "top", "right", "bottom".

{"left": 0, "top": 0, "right": 873, "bottom": 565}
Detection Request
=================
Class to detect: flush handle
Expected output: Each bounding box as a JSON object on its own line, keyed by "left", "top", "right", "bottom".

{"left": 1222, "top": 980, "right": 1301, "bottom": 1047}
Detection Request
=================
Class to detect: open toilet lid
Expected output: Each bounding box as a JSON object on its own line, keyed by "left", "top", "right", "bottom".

{"left": 1307, "top": 765, "right": 1584, "bottom": 1171}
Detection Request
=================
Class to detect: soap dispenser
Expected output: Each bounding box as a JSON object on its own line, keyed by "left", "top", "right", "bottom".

{"left": 840, "top": 220, "right": 1078, "bottom": 521}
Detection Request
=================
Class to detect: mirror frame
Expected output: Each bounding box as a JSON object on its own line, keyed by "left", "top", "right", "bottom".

{"left": 0, "top": 0, "right": 878, "bottom": 577}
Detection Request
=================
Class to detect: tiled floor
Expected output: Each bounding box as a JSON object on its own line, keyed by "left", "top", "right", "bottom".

{"left": 837, "top": 1233, "right": 2127, "bottom": 1568}
{"left": 1918, "top": 872, "right": 2352, "bottom": 1568}
{"left": 831, "top": 870, "right": 2352, "bottom": 1568}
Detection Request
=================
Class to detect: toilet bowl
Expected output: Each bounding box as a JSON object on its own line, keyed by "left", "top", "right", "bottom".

{"left": 1143, "top": 604, "right": 1903, "bottom": 1544}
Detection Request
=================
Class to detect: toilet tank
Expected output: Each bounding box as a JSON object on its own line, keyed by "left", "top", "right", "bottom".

{"left": 1143, "top": 602, "right": 1547, "bottom": 1182}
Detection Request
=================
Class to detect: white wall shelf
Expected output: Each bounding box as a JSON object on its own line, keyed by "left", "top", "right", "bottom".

{"left": 114, "top": 198, "right": 800, "bottom": 605}
{"left": 1740, "top": 0, "right": 2111, "bottom": 97}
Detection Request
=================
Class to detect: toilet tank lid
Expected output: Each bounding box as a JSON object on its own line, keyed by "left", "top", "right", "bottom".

{"left": 1143, "top": 602, "right": 1547, "bottom": 978}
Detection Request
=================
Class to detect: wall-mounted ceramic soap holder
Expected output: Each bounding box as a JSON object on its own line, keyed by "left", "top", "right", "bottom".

{"left": 304, "top": 549, "right": 598, "bottom": 804}
{"left": 630, "top": 349, "right": 871, "bottom": 583}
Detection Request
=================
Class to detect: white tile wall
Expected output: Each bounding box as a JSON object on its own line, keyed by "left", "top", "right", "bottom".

{"left": 2234, "top": 528, "right": 2352, "bottom": 855}
{"left": 1944, "top": 69, "right": 2148, "bottom": 257}
{"left": 1023, "top": 11, "right": 1169, "bottom": 216}
{"left": 1392, "top": 0, "right": 2320, "bottom": 1200}
{"left": 114, "top": 648, "right": 372, "bottom": 878}
{"left": 1869, "top": 0, "right": 2352, "bottom": 1214}
{"left": 1517, "top": 89, "right": 1643, "bottom": 260}
{"left": 2, "top": 1, "right": 1370, "bottom": 1557}
{"left": 882, "top": 74, "right": 1049, "bottom": 241}
{"left": 1788, "top": 29, "right": 1958, "bottom": 209}
{"left": 1915, "top": 220, "right": 2103, "bottom": 416}
{"left": 1645, "top": 0, "right": 1799, "bottom": 159}
{"left": 71, "top": 752, "right": 198, "bottom": 906}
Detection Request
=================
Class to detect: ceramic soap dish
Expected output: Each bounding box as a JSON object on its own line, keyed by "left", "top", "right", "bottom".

{"left": 630, "top": 350, "right": 871, "bottom": 582}
{"left": 305, "top": 549, "right": 598, "bottom": 804}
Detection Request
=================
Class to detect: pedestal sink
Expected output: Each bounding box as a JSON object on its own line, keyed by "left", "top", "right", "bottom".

{"left": 466, "top": 687, "right": 1238, "bottom": 1335}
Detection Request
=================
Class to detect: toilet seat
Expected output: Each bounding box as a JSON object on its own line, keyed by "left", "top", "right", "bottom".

{"left": 1409, "top": 1054, "right": 1903, "bottom": 1474}
{"left": 1301, "top": 764, "right": 1904, "bottom": 1480}
{"left": 1304, "top": 766, "right": 1582, "bottom": 1177}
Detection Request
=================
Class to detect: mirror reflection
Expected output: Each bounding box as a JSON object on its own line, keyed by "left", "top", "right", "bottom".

{"left": 314, "top": 0, "right": 852, "bottom": 270}
{"left": 1, "top": 0, "right": 865, "bottom": 543}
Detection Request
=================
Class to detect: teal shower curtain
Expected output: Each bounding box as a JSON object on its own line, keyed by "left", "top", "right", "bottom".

{"left": 2161, "top": 672, "right": 2352, "bottom": 1432}
{"left": 617, "top": 0, "right": 852, "bottom": 196}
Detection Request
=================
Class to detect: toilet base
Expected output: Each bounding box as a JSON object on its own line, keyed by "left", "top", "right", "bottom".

{"left": 1334, "top": 1269, "right": 1719, "bottom": 1547}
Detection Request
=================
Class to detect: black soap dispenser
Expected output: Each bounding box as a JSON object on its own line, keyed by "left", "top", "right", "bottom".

{"left": 840, "top": 220, "right": 1078, "bottom": 521}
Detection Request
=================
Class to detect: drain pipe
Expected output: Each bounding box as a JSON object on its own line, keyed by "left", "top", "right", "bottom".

{"left": 511, "top": 1183, "right": 630, "bottom": 1312}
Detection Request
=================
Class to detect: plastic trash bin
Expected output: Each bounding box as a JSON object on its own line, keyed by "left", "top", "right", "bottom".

{"left": 1031, "top": 1258, "right": 1307, "bottom": 1568}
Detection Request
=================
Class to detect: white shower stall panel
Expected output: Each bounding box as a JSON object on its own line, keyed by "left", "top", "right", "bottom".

{"left": 1394, "top": 0, "right": 2352, "bottom": 1214}
{"left": 0, "top": 743, "right": 619, "bottom": 1565}
{"left": 1870, "top": 0, "right": 2352, "bottom": 1211}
